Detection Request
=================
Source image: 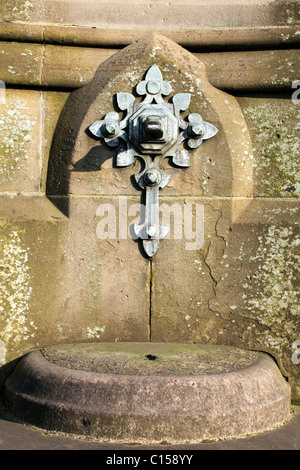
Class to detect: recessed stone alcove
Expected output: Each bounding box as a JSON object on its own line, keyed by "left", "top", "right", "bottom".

{"left": 2, "top": 33, "right": 298, "bottom": 443}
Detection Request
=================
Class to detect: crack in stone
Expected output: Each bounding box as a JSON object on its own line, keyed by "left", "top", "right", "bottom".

{"left": 204, "top": 208, "right": 227, "bottom": 317}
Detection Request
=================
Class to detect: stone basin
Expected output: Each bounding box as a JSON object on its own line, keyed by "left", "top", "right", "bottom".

{"left": 5, "top": 343, "right": 291, "bottom": 444}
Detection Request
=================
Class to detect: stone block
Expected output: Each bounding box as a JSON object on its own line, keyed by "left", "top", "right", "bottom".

{"left": 0, "top": 208, "right": 67, "bottom": 362}
{"left": 0, "top": 42, "right": 43, "bottom": 86}
{"left": 238, "top": 96, "right": 300, "bottom": 198}
{"left": 0, "top": 43, "right": 298, "bottom": 92}
{"left": 42, "top": 45, "right": 115, "bottom": 89}
{"left": 41, "top": 92, "right": 70, "bottom": 192}
{"left": 0, "top": 195, "right": 150, "bottom": 363}
{"left": 0, "top": 89, "right": 42, "bottom": 193}
{"left": 203, "top": 49, "right": 300, "bottom": 91}
{"left": 0, "top": 0, "right": 299, "bottom": 48}
{"left": 63, "top": 196, "right": 150, "bottom": 344}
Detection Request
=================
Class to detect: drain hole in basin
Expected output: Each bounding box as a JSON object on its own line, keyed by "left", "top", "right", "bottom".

{"left": 145, "top": 354, "right": 157, "bottom": 361}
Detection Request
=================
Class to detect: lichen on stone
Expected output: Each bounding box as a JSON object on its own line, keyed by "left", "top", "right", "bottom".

{"left": 0, "top": 98, "right": 37, "bottom": 183}
{"left": 239, "top": 97, "right": 300, "bottom": 197}
{"left": 0, "top": 224, "right": 36, "bottom": 359}
{"left": 9, "top": 0, "right": 33, "bottom": 21}
{"left": 243, "top": 224, "right": 300, "bottom": 348}
{"left": 86, "top": 325, "right": 106, "bottom": 339}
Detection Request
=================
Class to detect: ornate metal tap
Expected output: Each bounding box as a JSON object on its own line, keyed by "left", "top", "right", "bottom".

{"left": 89, "top": 65, "right": 218, "bottom": 257}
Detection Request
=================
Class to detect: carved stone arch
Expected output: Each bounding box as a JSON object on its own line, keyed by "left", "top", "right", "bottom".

{"left": 46, "top": 33, "right": 253, "bottom": 210}
{"left": 45, "top": 33, "right": 258, "bottom": 351}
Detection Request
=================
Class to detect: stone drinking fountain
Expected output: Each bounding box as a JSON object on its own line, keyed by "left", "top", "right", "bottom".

{"left": 4, "top": 34, "right": 292, "bottom": 444}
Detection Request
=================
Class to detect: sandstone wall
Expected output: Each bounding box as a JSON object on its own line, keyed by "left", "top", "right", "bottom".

{"left": 0, "top": 0, "right": 299, "bottom": 402}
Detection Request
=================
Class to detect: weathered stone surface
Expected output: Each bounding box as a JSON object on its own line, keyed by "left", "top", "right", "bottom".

{"left": 151, "top": 195, "right": 300, "bottom": 401}
{"left": 41, "top": 92, "right": 70, "bottom": 192}
{"left": 0, "top": 213, "right": 67, "bottom": 363}
{"left": 0, "top": 22, "right": 44, "bottom": 43}
{"left": 0, "top": 89, "right": 70, "bottom": 195}
{"left": 41, "top": 342, "right": 259, "bottom": 375}
{"left": 5, "top": 343, "right": 291, "bottom": 443}
{"left": 41, "top": 46, "right": 115, "bottom": 89}
{"left": 26, "top": 25, "right": 300, "bottom": 49}
{"left": 238, "top": 96, "right": 300, "bottom": 198}
{"left": 41, "top": 93, "right": 300, "bottom": 201}
{"left": 0, "top": 42, "right": 43, "bottom": 86}
{"left": 0, "top": 195, "right": 149, "bottom": 364}
{"left": 46, "top": 33, "right": 253, "bottom": 199}
{"left": 204, "top": 49, "right": 300, "bottom": 91}
{"left": 1, "top": 42, "right": 298, "bottom": 91}
{"left": 0, "top": 33, "right": 299, "bottom": 408}
{"left": 212, "top": 199, "right": 300, "bottom": 402}
{"left": 150, "top": 197, "right": 229, "bottom": 344}
{"left": 2, "top": 0, "right": 298, "bottom": 28}
{"left": 0, "top": 90, "right": 42, "bottom": 193}
{"left": 62, "top": 196, "right": 150, "bottom": 344}
{"left": 0, "top": 0, "right": 299, "bottom": 48}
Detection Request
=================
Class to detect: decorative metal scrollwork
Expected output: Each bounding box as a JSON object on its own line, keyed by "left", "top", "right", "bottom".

{"left": 89, "top": 65, "right": 218, "bottom": 257}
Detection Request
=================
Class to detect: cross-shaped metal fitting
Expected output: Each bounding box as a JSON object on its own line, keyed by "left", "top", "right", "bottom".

{"left": 89, "top": 65, "right": 218, "bottom": 257}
